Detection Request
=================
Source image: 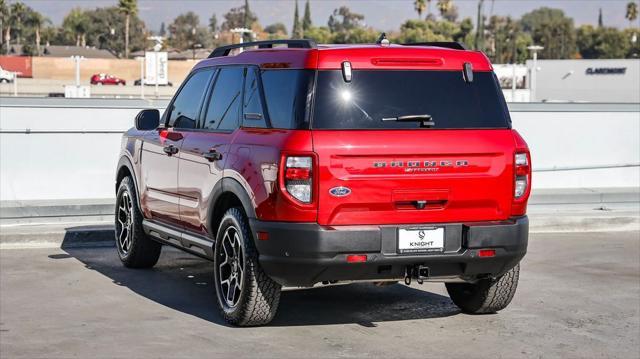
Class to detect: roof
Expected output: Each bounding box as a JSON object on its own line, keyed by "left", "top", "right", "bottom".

{"left": 194, "top": 44, "right": 493, "bottom": 71}
{"left": 42, "top": 46, "right": 117, "bottom": 59}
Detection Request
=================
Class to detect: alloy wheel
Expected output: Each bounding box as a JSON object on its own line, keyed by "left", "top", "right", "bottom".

{"left": 217, "top": 226, "right": 245, "bottom": 308}
{"left": 116, "top": 191, "right": 133, "bottom": 256}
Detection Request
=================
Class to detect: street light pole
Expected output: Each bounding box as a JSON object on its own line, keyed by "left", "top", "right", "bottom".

{"left": 527, "top": 45, "right": 544, "bottom": 102}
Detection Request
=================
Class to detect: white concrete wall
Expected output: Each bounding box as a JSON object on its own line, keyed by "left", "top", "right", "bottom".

{"left": 1, "top": 99, "right": 638, "bottom": 202}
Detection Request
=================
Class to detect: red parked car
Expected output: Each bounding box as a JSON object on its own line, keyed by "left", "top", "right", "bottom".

{"left": 115, "top": 39, "right": 531, "bottom": 326}
{"left": 90, "top": 73, "right": 126, "bottom": 85}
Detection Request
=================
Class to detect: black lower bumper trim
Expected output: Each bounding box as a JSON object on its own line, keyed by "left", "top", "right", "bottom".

{"left": 251, "top": 216, "right": 528, "bottom": 287}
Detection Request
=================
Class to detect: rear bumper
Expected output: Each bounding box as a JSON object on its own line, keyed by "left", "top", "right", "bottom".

{"left": 251, "top": 216, "right": 528, "bottom": 287}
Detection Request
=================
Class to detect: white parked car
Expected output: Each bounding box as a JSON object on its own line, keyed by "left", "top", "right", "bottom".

{"left": 0, "top": 66, "right": 16, "bottom": 83}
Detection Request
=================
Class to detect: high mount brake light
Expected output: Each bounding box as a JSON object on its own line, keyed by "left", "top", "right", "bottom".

{"left": 284, "top": 156, "right": 313, "bottom": 203}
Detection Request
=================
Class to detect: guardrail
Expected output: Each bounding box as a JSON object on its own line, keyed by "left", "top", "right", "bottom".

{"left": 1, "top": 98, "right": 639, "bottom": 202}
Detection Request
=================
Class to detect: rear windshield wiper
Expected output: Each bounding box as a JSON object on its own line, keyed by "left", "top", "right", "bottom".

{"left": 382, "top": 114, "right": 435, "bottom": 128}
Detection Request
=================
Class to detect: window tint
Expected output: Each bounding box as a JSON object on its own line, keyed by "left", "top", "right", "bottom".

{"left": 312, "top": 70, "right": 511, "bottom": 129}
{"left": 261, "top": 70, "right": 314, "bottom": 129}
{"left": 242, "top": 68, "right": 267, "bottom": 128}
{"left": 203, "top": 67, "right": 243, "bottom": 131}
{"left": 167, "top": 69, "right": 213, "bottom": 129}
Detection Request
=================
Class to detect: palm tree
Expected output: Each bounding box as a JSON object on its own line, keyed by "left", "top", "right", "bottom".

{"left": 25, "top": 10, "right": 49, "bottom": 56}
{"left": 118, "top": 0, "right": 137, "bottom": 59}
{"left": 0, "top": 0, "right": 10, "bottom": 54}
{"left": 414, "top": 0, "right": 426, "bottom": 20}
{"left": 63, "top": 8, "right": 89, "bottom": 47}
{"left": 9, "top": 1, "right": 26, "bottom": 46}
{"left": 626, "top": 2, "right": 638, "bottom": 28}
{"left": 437, "top": 0, "right": 453, "bottom": 19}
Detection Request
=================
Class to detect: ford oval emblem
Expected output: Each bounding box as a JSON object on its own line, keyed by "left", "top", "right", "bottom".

{"left": 329, "top": 186, "right": 351, "bottom": 197}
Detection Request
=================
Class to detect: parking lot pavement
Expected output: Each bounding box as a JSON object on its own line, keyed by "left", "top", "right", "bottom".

{"left": 1, "top": 231, "right": 638, "bottom": 359}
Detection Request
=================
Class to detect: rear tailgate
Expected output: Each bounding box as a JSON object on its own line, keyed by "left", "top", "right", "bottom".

{"left": 313, "top": 129, "right": 514, "bottom": 226}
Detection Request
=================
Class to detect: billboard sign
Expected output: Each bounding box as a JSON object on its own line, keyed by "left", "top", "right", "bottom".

{"left": 145, "top": 52, "right": 168, "bottom": 85}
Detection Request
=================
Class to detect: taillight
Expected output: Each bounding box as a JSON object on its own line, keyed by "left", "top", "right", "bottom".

{"left": 284, "top": 156, "right": 313, "bottom": 203}
{"left": 514, "top": 152, "right": 530, "bottom": 199}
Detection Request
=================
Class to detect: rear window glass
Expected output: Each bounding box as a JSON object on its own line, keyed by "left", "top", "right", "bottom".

{"left": 261, "top": 70, "right": 314, "bottom": 129}
{"left": 312, "top": 70, "right": 511, "bottom": 130}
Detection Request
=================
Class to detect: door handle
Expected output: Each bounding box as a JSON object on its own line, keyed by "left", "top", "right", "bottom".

{"left": 163, "top": 145, "right": 179, "bottom": 156}
{"left": 203, "top": 149, "right": 222, "bottom": 162}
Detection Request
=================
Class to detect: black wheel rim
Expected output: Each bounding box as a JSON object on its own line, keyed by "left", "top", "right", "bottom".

{"left": 217, "top": 225, "right": 244, "bottom": 308}
{"left": 116, "top": 191, "right": 133, "bottom": 256}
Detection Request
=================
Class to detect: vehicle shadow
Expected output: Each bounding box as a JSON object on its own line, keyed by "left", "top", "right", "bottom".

{"left": 59, "top": 229, "right": 460, "bottom": 327}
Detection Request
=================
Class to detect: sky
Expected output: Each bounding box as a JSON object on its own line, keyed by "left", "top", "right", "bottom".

{"left": 20, "top": 0, "right": 640, "bottom": 33}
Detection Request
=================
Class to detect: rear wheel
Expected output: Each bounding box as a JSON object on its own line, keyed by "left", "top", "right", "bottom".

{"left": 115, "top": 176, "right": 162, "bottom": 268}
{"left": 213, "top": 208, "right": 281, "bottom": 326}
{"left": 446, "top": 264, "right": 520, "bottom": 314}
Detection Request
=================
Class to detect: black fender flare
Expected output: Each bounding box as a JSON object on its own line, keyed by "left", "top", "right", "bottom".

{"left": 206, "top": 177, "right": 257, "bottom": 237}
{"left": 115, "top": 155, "right": 143, "bottom": 210}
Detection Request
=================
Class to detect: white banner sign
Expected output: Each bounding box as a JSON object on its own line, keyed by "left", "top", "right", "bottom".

{"left": 145, "top": 52, "right": 168, "bottom": 85}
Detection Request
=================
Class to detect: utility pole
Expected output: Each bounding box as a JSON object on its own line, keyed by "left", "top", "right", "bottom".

{"left": 475, "top": 0, "right": 485, "bottom": 51}
{"left": 527, "top": 45, "right": 543, "bottom": 102}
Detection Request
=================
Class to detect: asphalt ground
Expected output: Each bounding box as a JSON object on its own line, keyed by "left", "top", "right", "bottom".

{"left": 0, "top": 231, "right": 638, "bottom": 358}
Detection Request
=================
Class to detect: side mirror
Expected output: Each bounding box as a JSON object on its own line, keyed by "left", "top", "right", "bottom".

{"left": 135, "top": 109, "right": 160, "bottom": 131}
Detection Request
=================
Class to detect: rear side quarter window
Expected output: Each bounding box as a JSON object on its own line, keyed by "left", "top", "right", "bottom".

{"left": 260, "top": 70, "right": 314, "bottom": 129}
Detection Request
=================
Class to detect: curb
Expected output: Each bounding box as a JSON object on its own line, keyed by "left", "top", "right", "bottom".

{"left": 1, "top": 213, "right": 638, "bottom": 249}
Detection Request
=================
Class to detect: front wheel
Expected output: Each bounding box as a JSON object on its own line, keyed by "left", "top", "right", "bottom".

{"left": 446, "top": 264, "right": 520, "bottom": 314}
{"left": 213, "top": 208, "right": 281, "bottom": 326}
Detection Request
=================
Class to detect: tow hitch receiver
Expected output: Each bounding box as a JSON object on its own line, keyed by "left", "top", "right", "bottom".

{"left": 404, "top": 265, "right": 430, "bottom": 285}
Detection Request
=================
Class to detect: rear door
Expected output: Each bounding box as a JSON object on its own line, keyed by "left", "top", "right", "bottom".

{"left": 178, "top": 67, "right": 244, "bottom": 235}
{"left": 311, "top": 70, "right": 515, "bottom": 226}
{"left": 140, "top": 68, "right": 213, "bottom": 226}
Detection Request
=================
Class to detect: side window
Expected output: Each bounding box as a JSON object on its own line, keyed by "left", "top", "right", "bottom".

{"left": 203, "top": 67, "right": 243, "bottom": 131}
{"left": 242, "top": 67, "right": 267, "bottom": 128}
{"left": 167, "top": 69, "right": 213, "bottom": 129}
{"left": 260, "top": 70, "right": 313, "bottom": 129}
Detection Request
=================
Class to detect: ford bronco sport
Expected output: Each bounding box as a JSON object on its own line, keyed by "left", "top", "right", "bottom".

{"left": 115, "top": 39, "right": 531, "bottom": 326}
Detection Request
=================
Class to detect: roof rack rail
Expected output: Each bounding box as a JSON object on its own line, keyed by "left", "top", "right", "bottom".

{"left": 208, "top": 39, "right": 317, "bottom": 58}
{"left": 402, "top": 42, "right": 467, "bottom": 50}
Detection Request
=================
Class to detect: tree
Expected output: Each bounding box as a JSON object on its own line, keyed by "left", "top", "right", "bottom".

{"left": 441, "top": 2, "right": 459, "bottom": 22}
{"left": 626, "top": 2, "right": 638, "bottom": 27}
{"left": 328, "top": 6, "right": 364, "bottom": 33}
{"left": 414, "top": 0, "right": 426, "bottom": 20}
{"left": 62, "top": 8, "right": 90, "bottom": 47}
{"left": 221, "top": 2, "right": 257, "bottom": 30}
{"left": 82, "top": 6, "right": 147, "bottom": 57}
{"left": 24, "top": 9, "right": 49, "bottom": 55}
{"left": 265, "top": 22, "right": 287, "bottom": 35}
{"left": 118, "top": 0, "right": 137, "bottom": 58}
{"left": 292, "top": 1, "right": 302, "bottom": 39}
{"left": 209, "top": 14, "right": 218, "bottom": 33}
{"left": 302, "top": 0, "right": 312, "bottom": 33}
{"left": 437, "top": 0, "right": 452, "bottom": 19}
{"left": 304, "top": 26, "right": 332, "bottom": 43}
{"left": 521, "top": 7, "right": 577, "bottom": 59}
{"left": 598, "top": 8, "right": 603, "bottom": 27}
{"left": 577, "top": 24, "right": 630, "bottom": 58}
{"left": 159, "top": 22, "right": 166, "bottom": 36}
{"left": 168, "top": 12, "right": 209, "bottom": 51}
{"left": 475, "top": 0, "right": 485, "bottom": 51}
{"left": 1, "top": 0, "right": 10, "bottom": 54}
{"left": 9, "top": 1, "right": 26, "bottom": 45}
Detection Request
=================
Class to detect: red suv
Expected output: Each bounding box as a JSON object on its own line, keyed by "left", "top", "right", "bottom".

{"left": 115, "top": 39, "right": 531, "bottom": 326}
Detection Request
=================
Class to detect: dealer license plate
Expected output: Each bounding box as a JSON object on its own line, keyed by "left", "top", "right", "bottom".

{"left": 398, "top": 227, "right": 444, "bottom": 253}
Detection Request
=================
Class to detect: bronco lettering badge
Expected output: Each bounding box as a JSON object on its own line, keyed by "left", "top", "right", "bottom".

{"left": 329, "top": 186, "right": 351, "bottom": 197}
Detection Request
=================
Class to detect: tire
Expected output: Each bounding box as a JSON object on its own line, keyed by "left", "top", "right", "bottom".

{"left": 446, "top": 263, "right": 520, "bottom": 314}
{"left": 115, "top": 176, "right": 162, "bottom": 268}
{"left": 213, "top": 207, "right": 282, "bottom": 326}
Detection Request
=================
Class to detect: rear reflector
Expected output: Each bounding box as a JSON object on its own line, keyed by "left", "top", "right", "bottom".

{"left": 346, "top": 254, "right": 367, "bottom": 263}
{"left": 478, "top": 249, "right": 496, "bottom": 258}
{"left": 257, "top": 231, "right": 269, "bottom": 241}
{"left": 285, "top": 167, "right": 311, "bottom": 180}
